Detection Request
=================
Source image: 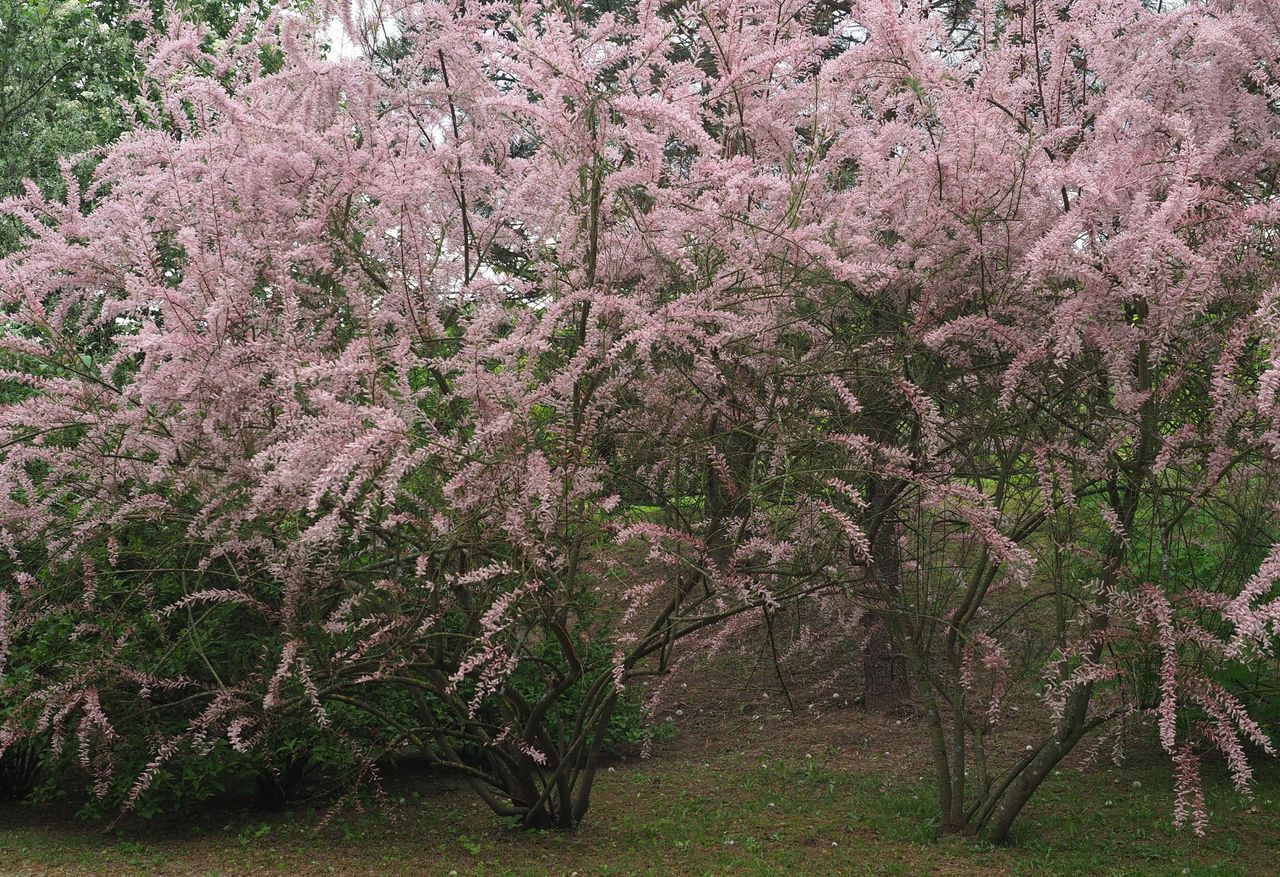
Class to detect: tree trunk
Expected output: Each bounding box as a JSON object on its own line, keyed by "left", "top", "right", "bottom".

{"left": 862, "top": 615, "right": 910, "bottom": 711}
{"left": 861, "top": 468, "right": 910, "bottom": 712}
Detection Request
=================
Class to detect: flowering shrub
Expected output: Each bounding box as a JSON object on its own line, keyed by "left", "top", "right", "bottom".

{"left": 0, "top": 0, "right": 852, "bottom": 828}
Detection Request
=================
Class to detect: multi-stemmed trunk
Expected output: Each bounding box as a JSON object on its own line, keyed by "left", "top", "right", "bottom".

{"left": 908, "top": 351, "right": 1159, "bottom": 844}
{"left": 413, "top": 666, "right": 622, "bottom": 829}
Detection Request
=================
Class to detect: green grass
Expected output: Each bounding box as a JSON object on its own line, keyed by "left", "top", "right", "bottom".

{"left": 0, "top": 747, "right": 1277, "bottom": 876}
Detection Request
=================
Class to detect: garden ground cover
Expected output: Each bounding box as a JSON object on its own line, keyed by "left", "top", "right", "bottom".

{"left": 1, "top": 708, "right": 1276, "bottom": 877}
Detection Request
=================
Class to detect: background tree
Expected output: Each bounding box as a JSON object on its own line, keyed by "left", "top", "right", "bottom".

{"left": 0, "top": 0, "right": 271, "bottom": 254}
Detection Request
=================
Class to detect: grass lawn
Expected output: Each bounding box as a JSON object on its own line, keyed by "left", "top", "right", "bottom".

{"left": 1, "top": 710, "right": 1276, "bottom": 877}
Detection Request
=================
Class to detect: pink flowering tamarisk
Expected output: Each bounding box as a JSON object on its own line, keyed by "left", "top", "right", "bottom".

{"left": 786, "top": 0, "right": 1280, "bottom": 842}
{"left": 0, "top": 0, "right": 1278, "bottom": 840}
{"left": 0, "top": 0, "right": 859, "bottom": 827}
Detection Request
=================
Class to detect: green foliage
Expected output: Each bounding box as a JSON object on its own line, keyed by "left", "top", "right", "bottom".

{"left": 0, "top": 0, "right": 139, "bottom": 251}
{"left": 1044, "top": 484, "right": 1280, "bottom": 741}
{"left": 0, "top": 516, "right": 659, "bottom": 818}
{"left": 0, "top": 0, "right": 283, "bottom": 254}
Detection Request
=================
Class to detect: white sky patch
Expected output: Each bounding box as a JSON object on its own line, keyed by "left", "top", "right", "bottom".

{"left": 321, "top": 3, "right": 405, "bottom": 61}
{"left": 421, "top": 114, "right": 452, "bottom": 147}
{"left": 323, "top": 16, "right": 363, "bottom": 60}
{"left": 842, "top": 21, "right": 868, "bottom": 43}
